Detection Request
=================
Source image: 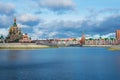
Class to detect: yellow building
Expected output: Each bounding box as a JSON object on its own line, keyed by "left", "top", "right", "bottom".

{"left": 19, "top": 33, "right": 32, "bottom": 43}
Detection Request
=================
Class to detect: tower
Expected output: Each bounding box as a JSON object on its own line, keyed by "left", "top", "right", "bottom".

{"left": 13, "top": 17, "right": 17, "bottom": 26}
{"left": 116, "top": 30, "right": 120, "bottom": 44}
{"left": 116, "top": 30, "right": 120, "bottom": 40}
{"left": 80, "top": 32, "right": 85, "bottom": 45}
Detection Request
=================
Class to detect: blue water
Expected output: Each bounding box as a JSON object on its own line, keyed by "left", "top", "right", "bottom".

{"left": 0, "top": 47, "right": 120, "bottom": 80}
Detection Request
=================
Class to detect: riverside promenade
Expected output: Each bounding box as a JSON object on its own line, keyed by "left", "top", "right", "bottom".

{"left": 0, "top": 43, "right": 50, "bottom": 50}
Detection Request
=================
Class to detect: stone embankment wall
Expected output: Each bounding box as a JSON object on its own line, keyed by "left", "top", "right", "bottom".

{"left": 0, "top": 43, "right": 50, "bottom": 49}
{"left": 83, "top": 45, "right": 112, "bottom": 47}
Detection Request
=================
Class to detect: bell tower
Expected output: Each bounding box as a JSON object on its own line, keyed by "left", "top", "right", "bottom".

{"left": 80, "top": 32, "right": 85, "bottom": 45}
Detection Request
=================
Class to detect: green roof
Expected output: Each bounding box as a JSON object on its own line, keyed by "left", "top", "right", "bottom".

{"left": 13, "top": 22, "right": 17, "bottom": 26}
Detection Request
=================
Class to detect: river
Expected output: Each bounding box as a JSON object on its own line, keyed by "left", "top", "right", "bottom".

{"left": 0, "top": 47, "right": 120, "bottom": 80}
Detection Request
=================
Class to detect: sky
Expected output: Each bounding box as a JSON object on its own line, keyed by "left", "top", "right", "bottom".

{"left": 0, "top": 0, "right": 120, "bottom": 39}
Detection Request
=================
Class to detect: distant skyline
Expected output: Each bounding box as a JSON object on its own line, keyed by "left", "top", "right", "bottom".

{"left": 0, "top": 0, "right": 120, "bottom": 39}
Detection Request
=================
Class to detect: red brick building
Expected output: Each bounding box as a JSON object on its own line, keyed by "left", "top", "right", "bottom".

{"left": 80, "top": 33, "right": 85, "bottom": 44}
{"left": 116, "top": 30, "right": 120, "bottom": 40}
{"left": 116, "top": 30, "right": 120, "bottom": 44}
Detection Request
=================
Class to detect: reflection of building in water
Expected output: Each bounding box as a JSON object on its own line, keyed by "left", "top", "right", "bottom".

{"left": 7, "top": 51, "right": 30, "bottom": 67}
{"left": 8, "top": 51, "right": 21, "bottom": 60}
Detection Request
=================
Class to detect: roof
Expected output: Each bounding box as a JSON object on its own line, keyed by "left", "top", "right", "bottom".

{"left": 13, "top": 22, "right": 17, "bottom": 27}
{"left": 13, "top": 17, "right": 17, "bottom": 27}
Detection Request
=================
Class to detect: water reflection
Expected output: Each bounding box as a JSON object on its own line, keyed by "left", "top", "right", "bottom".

{"left": 8, "top": 50, "right": 21, "bottom": 60}
{"left": 0, "top": 50, "right": 31, "bottom": 67}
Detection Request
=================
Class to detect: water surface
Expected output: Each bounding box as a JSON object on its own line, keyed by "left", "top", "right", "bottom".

{"left": 0, "top": 47, "right": 120, "bottom": 80}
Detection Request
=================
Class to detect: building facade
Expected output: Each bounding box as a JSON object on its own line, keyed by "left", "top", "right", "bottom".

{"left": 85, "top": 39, "right": 117, "bottom": 45}
{"left": 19, "top": 33, "right": 32, "bottom": 43}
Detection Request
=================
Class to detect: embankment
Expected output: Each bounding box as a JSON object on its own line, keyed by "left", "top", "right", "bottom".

{"left": 83, "top": 45, "right": 112, "bottom": 47}
{"left": 109, "top": 45, "right": 120, "bottom": 50}
{"left": 0, "top": 43, "right": 51, "bottom": 50}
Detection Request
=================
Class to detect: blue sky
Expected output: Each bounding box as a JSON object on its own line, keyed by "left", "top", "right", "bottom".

{"left": 0, "top": 0, "right": 120, "bottom": 39}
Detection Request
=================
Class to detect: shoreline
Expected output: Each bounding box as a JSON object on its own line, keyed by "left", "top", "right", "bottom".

{"left": 0, "top": 43, "right": 120, "bottom": 50}
{"left": 0, "top": 43, "right": 55, "bottom": 50}
{"left": 83, "top": 45, "right": 112, "bottom": 47}
{"left": 109, "top": 45, "right": 120, "bottom": 51}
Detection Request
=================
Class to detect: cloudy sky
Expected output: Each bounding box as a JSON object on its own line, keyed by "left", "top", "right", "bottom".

{"left": 0, "top": 0, "right": 120, "bottom": 39}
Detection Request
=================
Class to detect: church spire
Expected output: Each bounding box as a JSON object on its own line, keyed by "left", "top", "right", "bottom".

{"left": 14, "top": 17, "right": 16, "bottom": 23}
{"left": 13, "top": 17, "right": 17, "bottom": 26}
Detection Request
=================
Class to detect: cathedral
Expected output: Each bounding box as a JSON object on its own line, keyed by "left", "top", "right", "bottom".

{"left": 6, "top": 18, "right": 31, "bottom": 43}
{"left": 6, "top": 18, "right": 22, "bottom": 42}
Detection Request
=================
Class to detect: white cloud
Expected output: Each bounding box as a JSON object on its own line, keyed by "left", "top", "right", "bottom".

{"left": 17, "top": 14, "right": 40, "bottom": 26}
{"left": 17, "top": 23, "right": 30, "bottom": 28}
{"left": 0, "top": 2, "right": 15, "bottom": 15}
{"left": 18, "top": 14, "right": 39, "bottom": 22}
{"left": 48, "top": 32, "right": 58, "bottom": 38}
{"left": 0, "top": 28, "right": 8, "bottom": 37}
{"left": 92, "top": 34, "right": 100, "bottom": 39}
{"left": 101, "top": 33, "right": 115, "bottom": 38}
{"left": 85, "top": 33, "right": 115, "bottom": 39}
{"left": 28, "top": 33, "right": 39, "bottom": 40}
{"left": 38, "top": 0, "right": 76, "bottom": 12}
{"left": 85, "top": 34, "right": 92, "bottom": 39}
{"left": 0, "top": 15, "right": 12, "bottom": 27}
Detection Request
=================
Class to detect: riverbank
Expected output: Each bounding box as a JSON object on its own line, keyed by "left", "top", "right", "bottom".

{"left": 109, "top": 45, "right": 120, "bottom": 50}
{"left": 0, "top": 43, "right": 53, "bottom": 50}
{"left": 83, "top": 45, "right": 112, "bottom": 47}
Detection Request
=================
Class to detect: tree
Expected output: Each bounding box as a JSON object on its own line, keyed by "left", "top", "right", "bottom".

{"left": 1, "top": 35, "right": 4, "bottom": 39}
{"left": 110, "top": 38, "right": 115, "bottom": 41}
{"left": 0, "top": 35, "right": 5, "bottom": 43}
{"left": 89, "top": 38, "right": 93, "bottom": 40}
{"left": 99, "top": 37, "right": 102, "bottom": 40}
{"left": 105, "top": 38, "right": 109, "bottom": 40}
